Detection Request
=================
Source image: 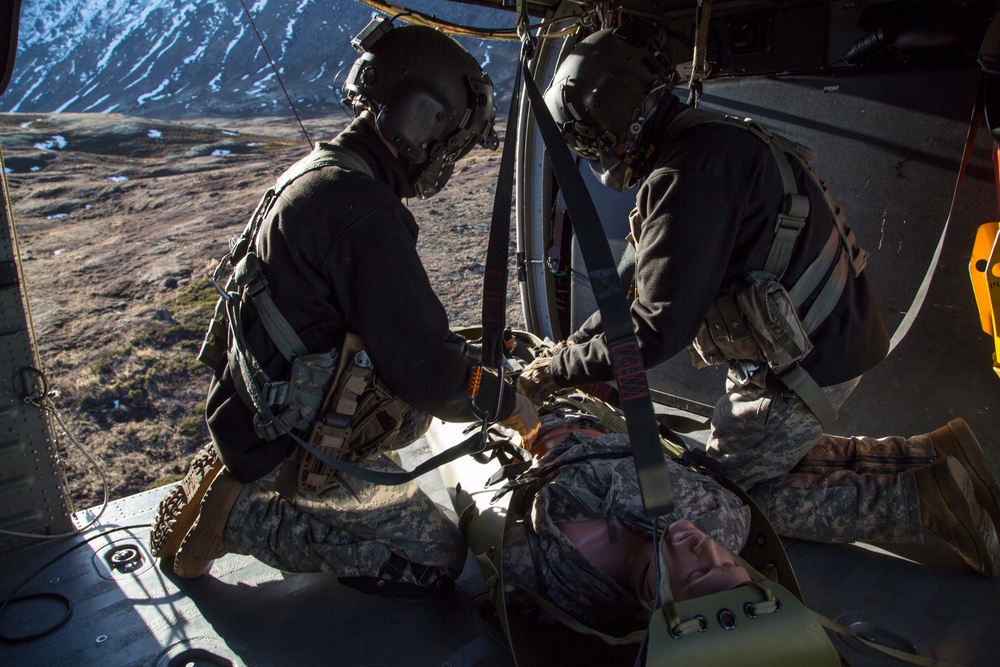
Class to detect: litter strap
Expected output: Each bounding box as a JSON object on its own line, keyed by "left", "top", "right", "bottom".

{"left": 520, "top": 60, "right": 674, "bottom": 518}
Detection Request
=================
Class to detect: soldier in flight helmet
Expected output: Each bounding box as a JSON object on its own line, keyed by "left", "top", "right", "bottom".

{"left": 521, "top": 20, "right": 1000, "bottom": 578}
{"left": 543, "top": 20, "right": 676, "bottom": 192}
{"left": 149, "top": 18, "right": 540, "bottom": 595}
{"left": 343, "top": 18, "right": 499, "bottom": 198}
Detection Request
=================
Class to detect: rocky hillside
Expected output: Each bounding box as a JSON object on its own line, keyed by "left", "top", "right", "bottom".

{"left": 2, "top": 111, "right": 522, "bottom": 509}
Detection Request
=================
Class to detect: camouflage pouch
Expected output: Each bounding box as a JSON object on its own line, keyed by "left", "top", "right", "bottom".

{"left": 278, "top": 349, "right": 341, "bottom": 432}
{"left": 344, "top": 377, "right": 431, "bottom": 467}
{"left": 295, "top": 334, "right": 430, "bottom": 496}
{"left": 686, "top": 275, "right": 812, "bottom": 370}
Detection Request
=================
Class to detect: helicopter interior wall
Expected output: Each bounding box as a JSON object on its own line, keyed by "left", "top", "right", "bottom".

{"left": 565, "top": 60, "right": 1000, "bottom": 451}
{"left": 0, "top": 161, "right": 74, "bottom": 555}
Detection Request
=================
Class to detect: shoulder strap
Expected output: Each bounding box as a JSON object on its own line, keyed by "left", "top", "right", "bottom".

{"left": 664, "top": 108, "right": 809, "bottom": 280}
{"left": 274, "top": 142, "right": 374, "bottom": 195}
{"left": 662, "top": 108, "right": 851, "bottom": 427}
{"left": 207, "top": 144, "right": 374, "bottom": 433}
{"left": 233, "top": 144, "right": 373, "bottom": 363}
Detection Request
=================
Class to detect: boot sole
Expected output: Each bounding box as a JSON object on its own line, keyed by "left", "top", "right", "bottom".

{"left": 173, "top": 472, "right": 244, "bottom": 579}
{"left": 933, "top": 419, "right": 1000, "bottom": 533}
{"left": 927, "top": 458, "right": 1000, "bottom": 578}
{"left": 149, "top": 445, "right": 224, "bottom": 558}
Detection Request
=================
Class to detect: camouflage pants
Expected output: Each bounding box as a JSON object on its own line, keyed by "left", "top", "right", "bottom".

{"left": 706, "top": 375, "right": 933, "bottom": 544}
{"left": 223, "top": 456, "right": 467, "bottom": 584}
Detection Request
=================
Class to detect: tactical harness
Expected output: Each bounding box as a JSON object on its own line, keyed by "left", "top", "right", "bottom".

{"left": 627, "top": 107, "right": 872, "bottom": 428}
{"left": 198, "top": 143, "right": 457, "bottom": 492}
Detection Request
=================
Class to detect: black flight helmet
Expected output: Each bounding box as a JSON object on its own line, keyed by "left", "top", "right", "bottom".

{"left": 343, "top": 18, "right": 498, "bottom": 198}
{"left": 544, "top": 22, "right": 677, "bottom": 192}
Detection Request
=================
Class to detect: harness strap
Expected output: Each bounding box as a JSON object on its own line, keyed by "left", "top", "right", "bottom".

{"left": 775, "top": 364, "right": 837, "bottom": 427}
{"left": 233, "top": 253, "right": 307, "bottom": 362}
{"left": 788, "top": 228, "right": 839, "bottom": 306}
{"left": 522, "top": 58, "right": 676, "bottom": 518}
{"left": 800, "top": 248, "right": 850, "bottom": 334}
{"left": 210, "top": 144, "right": 374, "bottom": 436}
{"left": 664, "top": 108, "right": 808, "bottom": 280}
{"left": 761, "top": 136, "right": 809, "bottom": 280}
{"left": 662, "top": 108, "right": 859, "bottom": 427}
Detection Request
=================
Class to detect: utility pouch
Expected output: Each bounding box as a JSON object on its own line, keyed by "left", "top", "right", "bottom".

{"left": 279, "top": 349, "right": 341, "bottom": 432}
{"left": 686, "top": 275, "right": 813, "bottom": 370}
{"left": 198, "top": 290, "right": 232, "bottom": 372}
{"left": 645, "top": 581, "right": 840, "bottom": 667}
{"left": 346, "top": 379, "right": 431, "bottom": 463}
{"left": 296, "top": 333, "right": 430, "bottom": 495}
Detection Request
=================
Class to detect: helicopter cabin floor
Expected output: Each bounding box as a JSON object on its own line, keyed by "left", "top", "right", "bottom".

{"left": 0, "top": 419, "right": 998, "bottom": 666}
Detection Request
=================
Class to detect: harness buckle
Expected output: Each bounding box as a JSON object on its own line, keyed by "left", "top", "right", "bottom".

{"left": 252, "top": 412, "right": 282, "bottom": 441}
{"left": 731, "top": 360, "right": 761, "bottom": 386}
{"left": 262, "top": 380, "right": 288, "bottom": 408}
{"left": 775, "top": 208, "right": 806, "bottom": 236}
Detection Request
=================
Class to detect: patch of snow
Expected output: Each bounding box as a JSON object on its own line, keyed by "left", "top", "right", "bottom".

{"left": 33, "top": 135, "right": 68, "bottom": 151}
{"left": 136, "top": 78, "right": 171, "bottom": 106}
{"left": 148, "top": 129, "right": 162, "bottom": 139}
{"left": 211, "top": 149, "right": 231, "bottom": 156}
{"left": 47, "top": 214, "right": 68, "bottom": 220}
{"left": 107, "top": 175, "right": 129, "bottom": 182}
{"left": 82, "top": 94, "right": 111, "bottom": 112}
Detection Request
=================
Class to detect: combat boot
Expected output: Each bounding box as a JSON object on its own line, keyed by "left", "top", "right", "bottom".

{"left": 173, "top": 469, "right": 244, "bottom": 579}
{"left": 911, "top": 457, "right": 1000, "bottom": 577}
{"left": 928, "top": 418, "right": 1000, "bottom": 532}
{"left": 150, "top": 443, "right": 224, "bottom": 558}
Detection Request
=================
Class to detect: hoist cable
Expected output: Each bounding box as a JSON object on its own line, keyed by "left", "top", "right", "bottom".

{"left": 356, "top": 0, "right": 581, "bottom": 41}
{"left": 238, "top": 0, "right": 313, "bottom": 147}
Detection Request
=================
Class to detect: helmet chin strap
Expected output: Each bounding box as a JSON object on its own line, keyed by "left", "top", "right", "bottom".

{"left": 363, "top": 111, "right": 402, "bottom": 159}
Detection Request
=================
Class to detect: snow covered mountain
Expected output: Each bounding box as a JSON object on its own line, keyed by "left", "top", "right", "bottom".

{"left": 2, "top": 0, "right": 520, "bottom": 119}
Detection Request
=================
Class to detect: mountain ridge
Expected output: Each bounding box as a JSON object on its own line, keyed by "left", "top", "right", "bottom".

{"left": 3, "top": 0, "right": 520, "bottom": 120}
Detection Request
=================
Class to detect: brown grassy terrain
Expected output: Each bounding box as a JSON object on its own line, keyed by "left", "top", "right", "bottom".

{"left": 1, "top": 111, "right": 522, "bottom": 510}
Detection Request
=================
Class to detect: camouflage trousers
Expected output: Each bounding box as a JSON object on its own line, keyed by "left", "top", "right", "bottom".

{"left": 706, "top": 375, "right": 933, "bottom": 544}
{"left": 222, "top": 456, "right": 467, "bottom": 584}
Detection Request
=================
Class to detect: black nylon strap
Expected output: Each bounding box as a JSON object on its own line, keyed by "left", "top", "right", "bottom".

{"left": 479, "top": 47, "right": 525, "bottom": 385}
{"left": 284, "top": 423, "right": 488, "bottom": 486}
{"left": 520, "top": 62, "right": 674, "bottom": 518}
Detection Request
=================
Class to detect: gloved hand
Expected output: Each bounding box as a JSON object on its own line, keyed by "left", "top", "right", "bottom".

{"left": 517, "top": 339, "right": 572, "bottom": 405}
{"left": 516, "top": 355, "right": 556, "bottom": 405}
{"left": 501, "top": 392, "right": 541, "bottom": 449}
